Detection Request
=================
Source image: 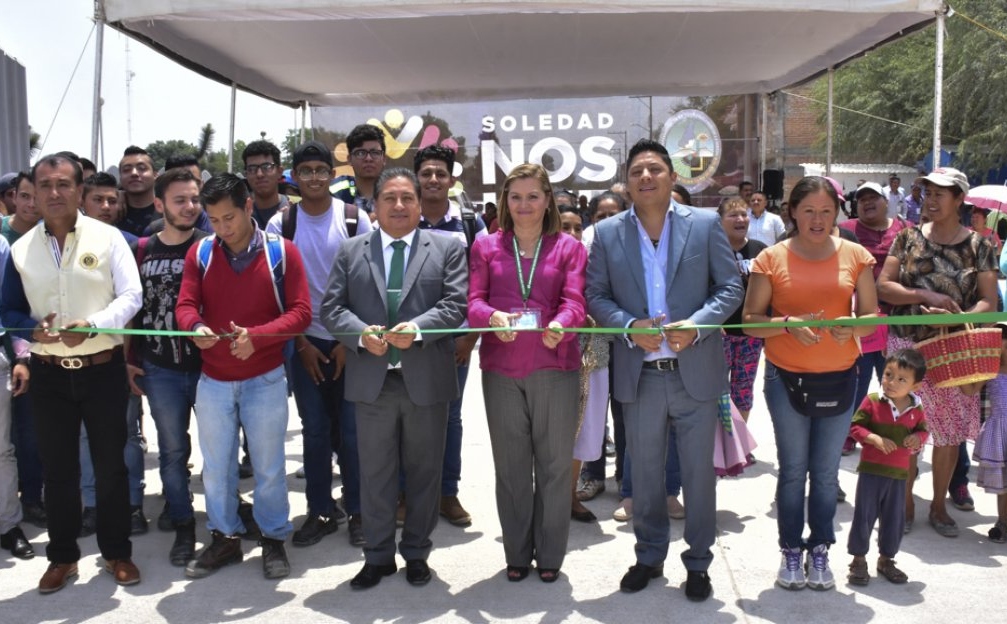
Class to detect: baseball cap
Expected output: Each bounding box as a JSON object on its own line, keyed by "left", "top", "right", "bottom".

{"left": 854, "top": 181, "right": 885, "bottom": 199}
{"left": 0, "top": 172, "right": 17, "bottom": 195}
{"left": 291, "top": 141, "right": 334, "bottom": 169}
{"left": 916, "top": 167, "right": 969, "bottom": 195}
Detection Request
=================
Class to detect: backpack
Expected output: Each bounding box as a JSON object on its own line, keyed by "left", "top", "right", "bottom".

{"left": 196, "top": 232, "right": 287, "bottom": 312}
{"left": 460, "top": 207, "right": 478, "bottom": 251}
{"left": 281, "top": 201, "right": 359, "bottom": 241}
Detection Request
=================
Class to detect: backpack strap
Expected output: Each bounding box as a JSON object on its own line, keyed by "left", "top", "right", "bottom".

{"left": 263, "top": 232, "right": 287, "bottom": 313}
{"left": 196, "top": 236, "right": 215, "bottom": 275}
{"left": 281, "top": 203, "right": 299, "bottom": 241}
{"left": 460, "top": 208, "right": 477, "bottom": 251}
{"left": 345, "top": 202, "right": 359, "bottom": 237}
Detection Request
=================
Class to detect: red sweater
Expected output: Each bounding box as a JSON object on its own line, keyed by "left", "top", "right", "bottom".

{"left": 175, "top": 237, "right": 311, "bottom": 381}
{"left": 849, "top": 392, "right": 929, "bottom": 480}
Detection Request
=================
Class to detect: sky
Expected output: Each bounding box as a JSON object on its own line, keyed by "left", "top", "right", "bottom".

{"left": 1, "top": 1, "right": 297, "bottom": 170}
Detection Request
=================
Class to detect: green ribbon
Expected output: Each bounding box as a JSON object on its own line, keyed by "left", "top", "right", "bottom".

{"left": 8, "top": 311, "right": 1005, "bottom": 339}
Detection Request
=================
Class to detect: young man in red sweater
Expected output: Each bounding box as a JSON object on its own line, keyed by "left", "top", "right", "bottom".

{"left": 176, "top": 174, "right": 311, "bottom": 580}
{"left": 846, "top": 348, "right": 928, "bottom": 587}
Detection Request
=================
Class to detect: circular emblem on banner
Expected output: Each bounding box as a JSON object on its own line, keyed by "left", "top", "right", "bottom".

{"left": 659, "top": 110, "right": 722, "bottom": 193}
{"left": 79, "top": 253, "right": 99, "bottom": 270}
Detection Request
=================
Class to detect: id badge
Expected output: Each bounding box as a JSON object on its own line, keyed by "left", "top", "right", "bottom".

{"left": 510, "top": 307, "right": 541, "bottom": 330}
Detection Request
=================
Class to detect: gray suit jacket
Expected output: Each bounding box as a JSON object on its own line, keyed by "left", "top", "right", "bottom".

{"left": 585, "top": 203, "right": 744, "bottom": 403}
{"left": 320, "top": 228, "right": 468, "bottom": 406}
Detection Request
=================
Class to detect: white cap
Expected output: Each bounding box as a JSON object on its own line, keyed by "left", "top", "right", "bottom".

{"left": 916, "top": 167, "right": 969, "bottom": 195}
{"left": 854, "top": 181, "right": 885, "bottom": 199}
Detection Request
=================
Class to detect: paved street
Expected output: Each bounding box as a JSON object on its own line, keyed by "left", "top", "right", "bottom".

{"left": 2, "top": 352, "right": 1006, "bottom": 622}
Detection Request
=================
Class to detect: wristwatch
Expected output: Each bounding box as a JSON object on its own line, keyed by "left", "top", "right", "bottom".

{"left": 87, "top": 320, "right": 98, "bottom": 339}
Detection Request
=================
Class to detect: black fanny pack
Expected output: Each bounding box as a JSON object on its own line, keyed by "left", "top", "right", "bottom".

{"left": 776, "top": 365, "right": 857, "bottom": 418}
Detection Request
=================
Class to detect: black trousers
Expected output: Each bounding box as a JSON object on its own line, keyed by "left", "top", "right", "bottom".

{"left": 31, "top": 352, "right": 131, "bottom": 563}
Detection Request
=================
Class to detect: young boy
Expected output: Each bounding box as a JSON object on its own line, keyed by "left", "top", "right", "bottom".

{"left": 846, "top": 348, "right": 928, "bottom": 586}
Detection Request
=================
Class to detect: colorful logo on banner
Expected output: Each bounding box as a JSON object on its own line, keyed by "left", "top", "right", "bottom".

{"left": 333, "top": 109, "right": 462, "bottom": 178}
{"left": 659, "top": 109, "right": 721, "bottom": 193}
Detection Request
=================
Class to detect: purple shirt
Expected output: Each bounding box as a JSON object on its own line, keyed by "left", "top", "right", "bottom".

{"left": 468, "top": 230, "right": 587, "bottom": 378}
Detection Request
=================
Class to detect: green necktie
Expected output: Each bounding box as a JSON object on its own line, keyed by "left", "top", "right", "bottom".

{"left": 386, "top": 240, "right": 406, "bottom": 366}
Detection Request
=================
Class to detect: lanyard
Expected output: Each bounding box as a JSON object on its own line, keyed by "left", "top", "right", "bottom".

{"left": 512, "top": 235, "right": 542, "bottom": 305}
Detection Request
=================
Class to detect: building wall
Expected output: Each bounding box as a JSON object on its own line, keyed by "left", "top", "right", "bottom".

{"left": 1, "top": 50, "right": 30, "bottom": 173}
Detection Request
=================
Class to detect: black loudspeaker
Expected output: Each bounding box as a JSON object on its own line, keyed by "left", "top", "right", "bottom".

{"left": 762, "top": 169, "right": 784, "bottom": 200}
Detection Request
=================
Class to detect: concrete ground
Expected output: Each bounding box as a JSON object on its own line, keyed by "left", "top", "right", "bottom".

{"left": 2, "top": 352, "right": 1006, "bottom": 623}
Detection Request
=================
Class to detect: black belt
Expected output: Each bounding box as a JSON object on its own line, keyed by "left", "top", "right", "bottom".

{"left": 34, "top": 347, "right": 121, "bottom": 370}
{"left": 642, "top": 358, "right": 679, "bottom": 371}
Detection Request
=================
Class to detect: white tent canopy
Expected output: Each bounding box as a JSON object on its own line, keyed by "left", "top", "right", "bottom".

{"left": 101, "top": 0, "right": 943, "bottom": 107}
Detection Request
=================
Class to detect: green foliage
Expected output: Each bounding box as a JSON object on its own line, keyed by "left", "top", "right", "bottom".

{"left": 143, "top": 139, "right": 198, "bottom": 171}
{"left": 282, "top": 127, "right": 347, "bottom": 168}
{"left": 809, "top": 0, "right": 1007, "bottom": 176}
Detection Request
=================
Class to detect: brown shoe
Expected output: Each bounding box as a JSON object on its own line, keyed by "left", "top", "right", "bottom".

{"left": 440, "top": 496, "right": 472, "bottom": 526}
{"left": 38, "top": 562, "right": 78, "bottom": 594}
{"left": 105, "top": 558, "right": 141, "bottom": 586}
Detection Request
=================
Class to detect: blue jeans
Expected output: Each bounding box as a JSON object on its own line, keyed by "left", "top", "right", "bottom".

{"left": 619, "top": 427, "right": 681, "bottom": 498}
{"left": 853, "top": 351, "right": 885, "bottom": 411}
{"left": 80, "top": 393, "right": 145, "bottom": 507}
{"left": 11, "top": 394, "right": 43, "bottom": 504}
{"left": 289, "top": 336, "right": 343, "bottom": 516}
{"left": 195, "top": 366, "right": 292, "bottom": 539}
{"left": 442, "top": 363, "right": 468, "bottom": 496}
{"left": 764, "top": 362, "right": 853, "bottom": 549}
{"left": 141, "top": 362, "right": 199, "bottom": 523}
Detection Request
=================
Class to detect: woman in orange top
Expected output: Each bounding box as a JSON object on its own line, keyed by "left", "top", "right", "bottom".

{"left": 742, "top": 176, "right": 877, "bottom": 592}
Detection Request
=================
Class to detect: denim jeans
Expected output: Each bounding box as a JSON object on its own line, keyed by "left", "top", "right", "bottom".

{"left": 619, "top": 426, "right": 681, "bottom": 499}
{"left": 80, "top": 392, "right": 145, "bottom": 507}
{"left": 289, "top": 335, "right": 343, "bottom": 516}
{"left": 442, "top": 363, "right": 468, "bottom": 496}
{"left": 764, "top": 362, "right": 854, "bottom": 549}
{"left": 11, "top": 393, "right": 43, "bottom": 505}
{"left": 853, "top": 350, "right": 885, "bottom": 411}
{"left": 195, "top": 366, "right": 292, "bottom": 540}
{"left": 141, "top": 361, "right": 199, "bottom": 523}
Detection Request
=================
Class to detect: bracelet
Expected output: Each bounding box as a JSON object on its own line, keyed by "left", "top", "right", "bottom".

{"left": 783, "top": 315, "right": 791, "bottom": 334}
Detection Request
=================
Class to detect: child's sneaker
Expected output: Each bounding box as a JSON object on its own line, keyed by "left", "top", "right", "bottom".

{"left": 776, "top": 547, "right": 806, "bottom": 590}
{"left": 805, "top": 544, "right": 835, "bottom": 590}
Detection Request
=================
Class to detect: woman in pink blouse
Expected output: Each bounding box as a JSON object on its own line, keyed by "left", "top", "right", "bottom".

{"left": 468, "top": 163, "right": 587, "bottom": 584}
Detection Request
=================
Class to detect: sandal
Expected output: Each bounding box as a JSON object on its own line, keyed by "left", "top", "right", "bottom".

{"left": 989, "top": 521, "right": 1007, "bottom": 544}
{"left": 506, "top": 565, "right": 529, "bottom": 582}
{"left": 928, "top": 512, "right": 959, "bottom": 538}
{"left": 847, "top": 559, "right": 870, "bottom": 586}
{"left": 538, "top": 568, "right": 560, "bottom": 583}
{"left": 876, "top": 558, "right": 908, "bottom": 584}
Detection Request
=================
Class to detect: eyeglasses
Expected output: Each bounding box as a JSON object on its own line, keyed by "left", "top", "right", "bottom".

{"left": 295, "top": 167, "right": 332, "bottom": 180}
{"left": 351, "top": 149, "right": 385, "bottom": 160}
{"left": 244, "top": 163, "right": 277, "bottom": 175}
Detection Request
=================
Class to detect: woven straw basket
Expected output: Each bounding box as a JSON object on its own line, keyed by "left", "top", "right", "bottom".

{"left": 916, "top": 325, "right": 1001, "bottom": 388}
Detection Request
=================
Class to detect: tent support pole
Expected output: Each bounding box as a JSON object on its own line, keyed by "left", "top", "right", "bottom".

{"left": 91, "top": 1, "right": 104, "bottom": 164}
{"left": 933, "top": 8, "right": 945, "bottom": 169}
{"left": 826, "top": 67, "right": 834, "bottom": 177}
{"left": 300, "top": 102, "right": 307, "bottom": 143}
{"left": 228, "top": 82, "right": 236, "bottom": 173}
{"left": 759, "top": 93, "right": 768, "bottom": 180}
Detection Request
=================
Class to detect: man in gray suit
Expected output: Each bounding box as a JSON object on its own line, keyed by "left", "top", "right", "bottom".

{"left": 320, "top": 168, "right": 468, "bottom": 589}
{"left": 586, "top": 139, "right": 743, "bottom": 601}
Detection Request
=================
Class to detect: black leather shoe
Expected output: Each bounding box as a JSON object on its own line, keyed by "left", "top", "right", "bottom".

{"left": 169, "top": 520, "right": 196, "bottom": 567}
{"left": 21, "top": 501, "right": 47, "bottom": 529}
{"left": 406, "top": 559, "right": 431, "bottom": 586}
{"left": 157, "top": 502, "right": 173, "bottom": 532}
{"left": 260, "top": 537, "right": 290, "bottom": 579}
{"left": 685, "top": 571, "right": 712, "bottom": 601}
{"left": 292, "top": 514, "right": 338, "bottom": 547}
{"left": 185, "top": 530, "right": 243, "bottom": 578}
{"left": 347, "top": 514, "right": 365, "bottom": 547}
{"left": 350, "top": 563, "right": 397, "bottom": 589}
{"left": 620, "top": 563, "right": 663, "bottom": 593}
{"left": 130, "top": 506, "right": 149, "bottom": 535}
{"left": 1, "top": 526, "right": 34, "bottom": 559}
{"left": 80, "top": 506, "right": 97, "bottom": 537}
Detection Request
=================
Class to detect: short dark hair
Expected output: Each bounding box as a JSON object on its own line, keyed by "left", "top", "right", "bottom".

{"left": 201, "top": 173, "right": 249, "bottom": 209}
{"left": 375, "top": 167, "right": 419, "bottom": 196}
{"left": 79, "top": 157, "right": 97, "bottom": 172}
{"left": 82, "top": 172, "right": 119, "bottom": 199}
{"left": 242, "top": 140, "right": 281, "bottom": 166}
{"left": 54, "top": 150, "right": 81, "bottom": 163}
{"left": 739, "top": 180, "right": 754, "bottom": 191}
{"left": 587, "top": 191, "right": 627, "bottom": 216}
{"left": 885, "top": 348, "right": 926, "bottom": 383}
{"left": 155, "top": 168, "right": 200, "bottom": 201}
{"left": 672, "top": 184, "right": 692, "bottom": 206}
{"left": 31, "top": 153, "right": 83, "bottom": 185}
{"left": 12, "top": 172, "right": 32, "bottom": 194}
{"left": 554, "top": 189, "right": 578, "bottom": 206}
{"left": 347, "top": 124, "right": 386, "bottom": 153}
{"left": 165, "top": 153, "right": 199, "bottom": 170}
{"left": 626, "top": 139, "right": 673, "bottom": 175}
{"left": 413, "top": 145, "right": 455, "bottom": 174}
{"left": 121, "top": 145, "right": 154, "bottom": 167}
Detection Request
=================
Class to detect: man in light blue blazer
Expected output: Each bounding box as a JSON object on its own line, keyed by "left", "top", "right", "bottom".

{"left": 586, "top": 139, "right": 743, "bottom": 601}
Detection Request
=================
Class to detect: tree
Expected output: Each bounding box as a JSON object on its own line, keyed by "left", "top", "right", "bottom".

{"left": 809, "top": 0, "right": 1007, "bottom": 176}
{"left": 143, "top": 139, "right": 198, "bottom": 171}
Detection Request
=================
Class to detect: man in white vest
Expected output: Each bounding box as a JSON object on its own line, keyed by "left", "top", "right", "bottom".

{"left": 0, "top": 154, "right": 142, "bottom": 594}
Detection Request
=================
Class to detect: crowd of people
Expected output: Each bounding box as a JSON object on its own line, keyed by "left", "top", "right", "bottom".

{"left": 0, "top": 130, "right": 1006, "bottom": 605}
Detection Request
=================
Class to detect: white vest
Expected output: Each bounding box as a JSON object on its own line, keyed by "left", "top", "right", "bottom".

{"left": 11, "top": 216, "right": 125, "bottom": 356}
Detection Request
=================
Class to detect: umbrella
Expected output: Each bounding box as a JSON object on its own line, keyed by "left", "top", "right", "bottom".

{"left": 966, "top": 185, "right": 1007, "bottom": 212}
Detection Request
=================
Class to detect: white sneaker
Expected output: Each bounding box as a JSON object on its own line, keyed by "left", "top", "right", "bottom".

{"left": 805, "top": 544, "right": 835, "bottom": 590}
{"left": 777, "top": 547, "right": 806, "bottom": 590}
{"left": 613, "top": 499, "right": 633, "bottom": 522}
